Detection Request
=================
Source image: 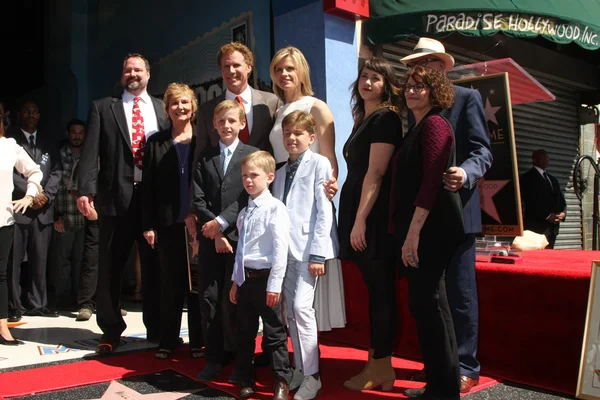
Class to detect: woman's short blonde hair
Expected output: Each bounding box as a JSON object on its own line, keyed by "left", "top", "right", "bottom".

{"left": 270, "top": 46, "right": 313, "bottom": 101}
{"left": 163, "top": 83, "right": 198, "bottom": 124}
{"left": 241, "top": 151, "right": 276, "bottom": 175}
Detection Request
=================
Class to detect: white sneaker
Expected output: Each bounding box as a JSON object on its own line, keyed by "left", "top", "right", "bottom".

{"left": 294, "top": 375, "right": 322, "bottom": 400}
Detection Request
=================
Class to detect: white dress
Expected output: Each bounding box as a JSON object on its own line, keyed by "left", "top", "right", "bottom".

{"left": 269, "top": 96, "right": 346, "bottom": 331}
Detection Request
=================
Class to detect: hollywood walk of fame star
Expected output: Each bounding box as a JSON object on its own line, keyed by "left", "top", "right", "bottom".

{"left": 484, "top": 97, "right": 501, "bottom": 125}
{"left": 489, "top": 88, "right": 495, "bottom": 95}
{"left": 479, "top": 178, "right": 509, "bottom": 223}
{"left": 91, "top": 380, "right": 201, "bottom": 400}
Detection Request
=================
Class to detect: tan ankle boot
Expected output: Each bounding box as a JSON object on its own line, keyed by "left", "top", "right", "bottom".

{"left": 343, "top": 349, "right": 373, "bottom": 389}
{"left": 343, "top": 354, "right": 395, "bottom": 391}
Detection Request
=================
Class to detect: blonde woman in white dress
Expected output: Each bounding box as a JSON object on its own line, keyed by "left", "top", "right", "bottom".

{"left": 269, "top": 46, "right": 346, "bottom": 332}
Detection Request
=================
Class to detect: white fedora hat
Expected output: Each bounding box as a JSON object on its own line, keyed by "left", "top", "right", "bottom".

{"left": 400, "top": 37, "right": 455, "bottom": 72}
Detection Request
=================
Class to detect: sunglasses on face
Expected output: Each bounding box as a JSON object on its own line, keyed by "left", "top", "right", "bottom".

{"left": 403, "top": 83, "right": 428, "bottom": 93}
{"left": 407, "top": 58, "right": 441, "bottom": 68}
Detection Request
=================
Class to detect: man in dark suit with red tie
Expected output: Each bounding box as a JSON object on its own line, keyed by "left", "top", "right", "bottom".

{"left": 77, "top": 53, "right": 170, "bottom": 355}
{"left": 520, "top": 149, "right": 567, "bottom": 249}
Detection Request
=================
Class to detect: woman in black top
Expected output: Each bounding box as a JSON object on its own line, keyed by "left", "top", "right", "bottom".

{"left": 391, "top": 66, "right": 463, "bottom": 400}
{"left": 338, "top": 57, "right": 403, "bottom": 391}
{"left": 142, "top": 83, "right": 203, "bottom": 359}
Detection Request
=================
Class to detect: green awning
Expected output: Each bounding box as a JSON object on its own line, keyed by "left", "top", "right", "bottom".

{"left": 364, "top": 0, "right": 600, "bottom": 50}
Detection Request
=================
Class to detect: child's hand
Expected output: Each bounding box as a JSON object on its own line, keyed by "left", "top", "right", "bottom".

{"left": 215, "top": 232, "right": 233, "bottom": 253}
{"left": 323, "top": 177, "right": 338, "bottom": 201}
{"left": 202, "top": 219, "right": 221, "bottom": 239}
{"left": 308, "top": 262, "right": 325, "bottom": 277}
{"left": 229, "top": 284, "right": 238, "bottom": 304}
{"left": 266, "top": 292, "right": 280, "bottom": 307}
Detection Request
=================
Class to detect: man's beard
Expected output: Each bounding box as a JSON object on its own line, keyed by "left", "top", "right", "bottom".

{"left": 124, "top": 79, "right": 146, "bottom": 91}
{"left": 70, "top": 140, "right": 82, "bottom": 148}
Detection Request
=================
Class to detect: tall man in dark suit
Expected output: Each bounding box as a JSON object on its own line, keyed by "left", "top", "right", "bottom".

{"left": 77, "top": 53, "right": 170, "bottom": 354}
{"left": 7, "top": 101, "right": 62, "bottom": 321}
{"left": 520, "top": 149, "right": 566, "bottom": 249}
{"left": 191, "top": 42, "right": 282, "bottom": 367}
{"left": 401, "top": 38, "right": 493, "bottom": 395}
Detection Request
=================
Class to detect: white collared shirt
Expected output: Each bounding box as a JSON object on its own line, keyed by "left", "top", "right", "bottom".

{"left": 234, "top": 190, "right": 290, "bottom": 293}
{"left": 21, "top": 129, "right": 37, "bottom": 147}
{"left": 215, "top": 138, "right": 240, "bottom": 230}
{"left": 122, "top": 90, "right": 160, "bottom": 182}
{"left": 225, "top": 86, "right": 253, "bottom": 133}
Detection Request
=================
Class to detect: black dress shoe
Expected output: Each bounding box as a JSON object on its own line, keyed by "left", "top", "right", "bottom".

{"left": 7, "top": 311, "right": 22, "bottom": 323}
{"left": 95, "top": 341, "right": 119, "bottom": 356}
{"left": 273, "top": 380, "right": 289, "bottom": 400}
{"left": 405, "top": 387, "right": 426, "bottom": 398}
{"left": 26, "top": 307, "right": 59, "bottom": 317}
{"left": 239, "top": 381, "right": 256, "bottom": 398}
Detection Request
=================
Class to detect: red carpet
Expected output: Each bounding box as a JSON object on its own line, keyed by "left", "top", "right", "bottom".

{"left": 0, "top": 338, "right": 498, "bottom": 399}
{"left": 321, "top": 250, "right": 599, "bottom": 395}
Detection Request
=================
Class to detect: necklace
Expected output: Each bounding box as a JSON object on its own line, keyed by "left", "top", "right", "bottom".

{"left": 173, "top": 139, "right": 190, "bottom": 174}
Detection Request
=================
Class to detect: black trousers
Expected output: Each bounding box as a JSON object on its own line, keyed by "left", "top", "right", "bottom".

{"left": 9, "top": 220, "right": 52, "bottom": 312}
{"left": 407, "top": 249, "right": 460, "bottom": 399}
{"left": 0, "top": 225, "right": 15, "bottom": 319}
{"left": 77, "top": 219, "right": 99, "bottom": 310}
{"left": 96, "top": 186, "right": 161, "bottom": 342}
{"left": 236, "top": 274, "right": 292, "bottom": 384}
{"left": 197, "top": 236, "right": 237, "bottom": 364}
{"left": 355, "top": 259, "right": 398, "bottom": 359}
{"left": 51, "top": 225, "right": 84, "bottom": 308}
{"left": 157, "top": 223, "right": 202, "bottom": 350}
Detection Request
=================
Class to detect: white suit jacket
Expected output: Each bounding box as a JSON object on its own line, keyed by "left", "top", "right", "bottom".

{"left": 272, "top": 149, "right": 338, "bottom": 262}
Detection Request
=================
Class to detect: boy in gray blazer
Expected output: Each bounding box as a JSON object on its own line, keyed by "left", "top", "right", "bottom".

{"left": 189, "top": 100, "right": 258, "bottom": 381}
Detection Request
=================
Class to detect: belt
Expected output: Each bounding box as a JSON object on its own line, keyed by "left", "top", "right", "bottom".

{"left": 244, "top": 268, "right": 270, "bottom": 279}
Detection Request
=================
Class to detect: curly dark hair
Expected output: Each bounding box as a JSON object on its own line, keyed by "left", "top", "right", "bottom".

{"left": 401, "top": 65, "right": 455, "bottom": 110}
{"left": 350, "top": 57, "right": 402, "bottom": 123}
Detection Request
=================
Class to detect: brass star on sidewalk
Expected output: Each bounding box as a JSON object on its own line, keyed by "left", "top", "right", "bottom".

{"left": 91, "top": 380, "right": 200, "bottom": 399}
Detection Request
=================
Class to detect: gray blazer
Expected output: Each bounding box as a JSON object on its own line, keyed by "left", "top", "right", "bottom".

{"left": 193, "top": 87, "right": 282, "bottom": 163}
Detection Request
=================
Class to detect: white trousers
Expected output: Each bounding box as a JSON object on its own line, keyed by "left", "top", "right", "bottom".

{"left": 284, "top": 259, "right": 319, "bottom": 376}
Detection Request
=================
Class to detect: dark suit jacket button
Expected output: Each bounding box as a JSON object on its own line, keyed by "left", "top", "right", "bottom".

{"left": 222, "top": 188, "right": 226, "bottom": 192}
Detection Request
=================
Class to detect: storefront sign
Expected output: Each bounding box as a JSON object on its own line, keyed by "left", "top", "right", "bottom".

{"left": 425, "top": 12, "right": 600, "bottom": 50}
{"left": 454, "top": 73, "right": 523, "bottom": 236}
{"left": 323, "top": 0, "right": 369, "bottom": 21}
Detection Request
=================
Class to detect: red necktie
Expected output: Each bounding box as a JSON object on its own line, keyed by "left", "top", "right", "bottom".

{"left": 131, "top": 96, "right": 146, "bottom": 169}
{"left": 235, "top": 95, "right": 250, "bottom": 144}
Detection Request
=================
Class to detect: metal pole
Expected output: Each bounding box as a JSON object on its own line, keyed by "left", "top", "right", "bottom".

{"left": 573, "top": 155, "right": 600, "bottom": 250}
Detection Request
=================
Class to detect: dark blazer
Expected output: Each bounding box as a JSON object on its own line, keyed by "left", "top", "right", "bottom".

{"left": 190, "top": 141, "right": 259, "bottom": 242}
{"left": 193, "top": 87, "right": 282, "bottom": 162}
{"left": 520, "top": 167, "right": 566, "bottom": 236}
{"left": 440, "top": 85, "right": 493, "bottom": 234}
{"left": 7, "top": 126, "right": 62, "bottom": 225}
{"left": 78, "top": 94, "right": 169, "bottom": 216}
{"left": 141, "top": 129, "right": 196, "bottom": 231}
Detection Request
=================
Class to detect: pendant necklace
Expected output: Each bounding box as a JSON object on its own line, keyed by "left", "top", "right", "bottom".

{"left": 173, "top": 139, "right": 190, "bottom": 174}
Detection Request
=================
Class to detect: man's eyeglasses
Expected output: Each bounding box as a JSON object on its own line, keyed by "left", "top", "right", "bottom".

{"left": 403, "top": 83, "right": 428, "bottom": 93}
{"left": 407, "top": 58, "right": 441, "bottom": 68}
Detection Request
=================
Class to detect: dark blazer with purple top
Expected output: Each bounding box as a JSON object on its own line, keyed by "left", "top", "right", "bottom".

{"left": 141, "top": 129, "right": 196, "bottom": 232}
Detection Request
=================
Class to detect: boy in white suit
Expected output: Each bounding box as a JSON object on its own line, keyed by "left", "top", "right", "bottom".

{"left": 272, "top": 111, "right": 338, "bottom": 400}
